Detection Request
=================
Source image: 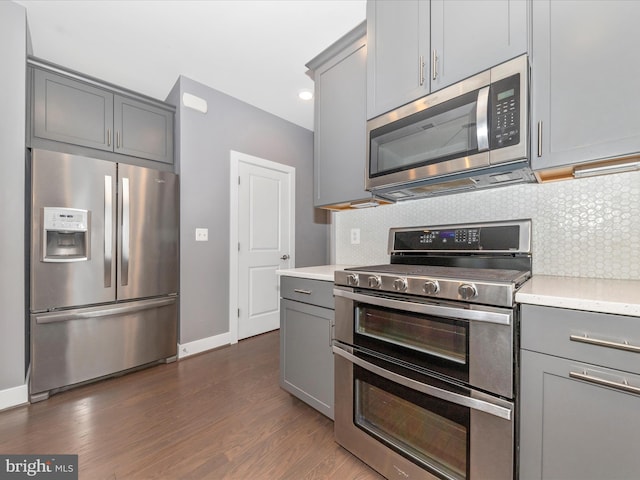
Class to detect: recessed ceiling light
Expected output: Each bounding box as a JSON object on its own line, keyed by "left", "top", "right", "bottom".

{"left": 298, "top": 90, "right": 313, "bottom": 101}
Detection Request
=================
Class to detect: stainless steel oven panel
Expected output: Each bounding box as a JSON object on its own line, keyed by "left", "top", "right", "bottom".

{"left": 334, "top": 347, "right": 515, "bottom": 480}
{"left": 334, "top": 353, "right": 443, "bottom": 480}
{"left": 334, "top": 288, "right": 515, "bottom": 398}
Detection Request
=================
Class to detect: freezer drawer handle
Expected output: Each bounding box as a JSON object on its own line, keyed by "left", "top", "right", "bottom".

{"left": 104, "top": 175, "right": 113, "bottom": 288}
{"left": 34, "top": 297, "right": 177, "bottom": 324}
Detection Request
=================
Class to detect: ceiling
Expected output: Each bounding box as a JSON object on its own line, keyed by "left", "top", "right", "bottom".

{"left": 15, "top": 0, "right": 366, "bottom": 131}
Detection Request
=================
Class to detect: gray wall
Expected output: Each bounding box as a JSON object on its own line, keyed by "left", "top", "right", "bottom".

{"left": 166, "top": 76, "right": 329, "bottom": 344}
{"left": 0, "top": 2, "right": 27, "bottom": 391}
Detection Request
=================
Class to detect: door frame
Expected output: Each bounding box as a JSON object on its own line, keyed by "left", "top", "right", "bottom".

{"left": 228, "top": 150, "right": 295, "bottom": 344}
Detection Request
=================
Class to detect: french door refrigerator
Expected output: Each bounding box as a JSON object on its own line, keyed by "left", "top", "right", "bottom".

{"left": 29, "top": 149, "right": 179, "bottom": 402}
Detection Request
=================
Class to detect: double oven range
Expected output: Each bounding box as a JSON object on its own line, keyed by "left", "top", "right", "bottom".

{"left": 333, "top": 220, "right": 531, "bottom": 480}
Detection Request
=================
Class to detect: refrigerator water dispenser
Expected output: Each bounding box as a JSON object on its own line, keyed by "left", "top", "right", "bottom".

{"left": 42, "top": 207, "right": 89, "bottom": 262}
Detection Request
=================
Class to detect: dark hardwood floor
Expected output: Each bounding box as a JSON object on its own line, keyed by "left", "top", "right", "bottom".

{"left": 0, "top": 331, "right": 384, "bottom": 479}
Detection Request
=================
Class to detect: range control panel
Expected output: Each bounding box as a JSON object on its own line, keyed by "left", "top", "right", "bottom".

{"left": 391, "top": 220, "right": 530, "bottom": 253}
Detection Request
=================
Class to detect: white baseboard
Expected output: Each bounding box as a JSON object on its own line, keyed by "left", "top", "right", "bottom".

{"left": 0, "top": 383, "right": 29, "bottom": 411}
{"left": 178, "top": 331, "right": 233, "bottom": 359}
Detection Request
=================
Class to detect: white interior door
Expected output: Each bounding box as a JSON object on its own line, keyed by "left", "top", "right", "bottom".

{"left": 234, "top": 152, "right": 294, "bottom": 340}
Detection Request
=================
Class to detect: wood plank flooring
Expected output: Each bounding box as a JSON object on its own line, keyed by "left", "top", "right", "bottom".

{"left": 0, "top": 331, "right": 384, "bottom": 479}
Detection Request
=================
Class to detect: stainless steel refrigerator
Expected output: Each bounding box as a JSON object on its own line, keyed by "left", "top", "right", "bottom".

{"left": 29, "top": 149, "right": 179, "bottom": 402}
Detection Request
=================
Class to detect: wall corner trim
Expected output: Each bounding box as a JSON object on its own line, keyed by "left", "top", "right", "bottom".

{"left": 0, "top": 383, "right": 29, "bottom": 412}
{"left": 177, "top": 332, "right": 233, "bottom": 359}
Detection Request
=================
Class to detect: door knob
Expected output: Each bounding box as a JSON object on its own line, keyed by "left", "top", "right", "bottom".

{"left": 280, "top": 254, "right": 290, "bottom": 260}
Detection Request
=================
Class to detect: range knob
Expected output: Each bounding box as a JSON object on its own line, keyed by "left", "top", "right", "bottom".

{"left": 368, "top": 276, "right": 382, "bottom": 288}
{"left": 423, "top": 280, "right": 440, "bottom": 295}
{"left": 393, "top": 277, "right": 408, "bottom": 292}
{"left": 458, "top": 283, "right": 478, "bottom": 300}
{"left": 346, "top": 273, "right": 359, "bottom": 286}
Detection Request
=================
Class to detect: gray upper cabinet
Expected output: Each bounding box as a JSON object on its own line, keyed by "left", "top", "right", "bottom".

{"left": 114, "top": 95, "right": 174, "bottom": 164}
{"left": 31, "top": 64, "right": 174, "bottom": 165}
{"left": 33, "top": 68, "right": 114, "bottom": 152}
{"left": 531, "top": 0, "right": 640, "bottom": 171}
{"left": 308, "top": 22, "right": 370, "bottom": 208}
{"left": 366, "top": 0, "right": 527, "bottom": 120}
{"left": 430, "top": 0, "right": 527, "bottom": 92}
{"left": 367, "top": 0, "right": 429, "bottom": 119}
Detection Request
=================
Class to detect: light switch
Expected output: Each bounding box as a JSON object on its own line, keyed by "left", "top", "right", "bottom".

{"left": 195, "top": 228, "right": 208, "bottom": 242}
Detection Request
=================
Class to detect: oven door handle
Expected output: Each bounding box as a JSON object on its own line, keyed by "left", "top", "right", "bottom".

{"left": 334, "top": 288, "right": 511, "bottom": 325}
{"left": 333, "top": 345, "right": 512, "bottom": 420}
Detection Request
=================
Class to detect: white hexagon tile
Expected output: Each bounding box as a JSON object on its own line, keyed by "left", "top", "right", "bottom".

{"left": 335, "top": 171, "right": 640, "bottom": 280}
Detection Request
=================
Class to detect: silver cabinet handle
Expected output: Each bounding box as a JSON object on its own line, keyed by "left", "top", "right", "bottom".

{"left": 570, "top": 334, "right": 640, "bottom": 354}
{"left": 121, "top": 177, "right": 130, "bottom": 286}
{"left": 116, "top": 131, "right": 121, "bottom": 149}
{"left": 419, "top": 55, "right": 425, "bottom": 86}
{"left": 104, "top": 175, "right": 113, "bottom": 288}
{"left": 432, "top": 49, "right": 438, "bottom": 80}
{"left": 476, "top": 86, "right": 490, "bottom": 152}
{"left": 294, "top": 289, "right": 312, "bottom": 295}
{"left": 107, "top": 128, "right": 111, "bottom": 147}
{"left": 333, "top": 288, "right": 511, "bottom": 325}
{"left": 569, "top": 371, "right": 640, "bottom": 396}
{"left": 333, "top": 345, "right": 512, "bottom": 420}
{"left": 537, "top": 121, "right": 543, "bottom": 157}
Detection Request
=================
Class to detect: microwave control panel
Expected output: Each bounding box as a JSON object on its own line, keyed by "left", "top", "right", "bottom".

{"left": 490, "top": 73, "right": 520, "bottom": 149}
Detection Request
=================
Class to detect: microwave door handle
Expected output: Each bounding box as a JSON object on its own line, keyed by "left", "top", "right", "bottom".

{"left": 333, "top": 345, "right": 512, "bottom": 420}
{"left": 476, "top": 86, "right": 490, "bottom": 151}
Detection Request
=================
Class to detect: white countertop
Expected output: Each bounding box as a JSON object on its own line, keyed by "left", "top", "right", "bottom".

{"left": 276, "top": 265, "right": 358, "bottom": 282}
{"left": 516, "top": 275, "right": 640, "bottom": 317}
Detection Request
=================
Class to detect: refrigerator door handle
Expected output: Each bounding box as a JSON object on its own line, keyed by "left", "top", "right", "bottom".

{"left": 121, "top": 177, "right": 130, "bottom": 286}
{"left": 104, "top": 175, "right": 113, "bottom": 288}
{"left": 34, "top": 297, "right": 177, "bottom": 324}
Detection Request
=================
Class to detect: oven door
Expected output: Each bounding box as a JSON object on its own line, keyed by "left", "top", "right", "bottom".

{"left": 333, "top": 344, "right": 514, "bottom": 480}
{"left": 334, "top": 288, "right": 515, "bottom": 398}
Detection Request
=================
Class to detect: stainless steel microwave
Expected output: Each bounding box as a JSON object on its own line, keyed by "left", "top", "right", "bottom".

{"left": 366, "top": 54, "right": 535, "bottom": 200}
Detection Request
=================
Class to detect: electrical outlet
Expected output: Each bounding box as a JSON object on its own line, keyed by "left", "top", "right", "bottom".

{"left": 350, "top": 228, "right": 361, "bottom": 245}
{"left": 195, "top": 228, "right": 208, "bottom": 241}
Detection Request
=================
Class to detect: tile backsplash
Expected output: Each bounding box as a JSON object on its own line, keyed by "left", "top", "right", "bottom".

{"left": 334, "top": 171, "right": 640, "bottom": 280}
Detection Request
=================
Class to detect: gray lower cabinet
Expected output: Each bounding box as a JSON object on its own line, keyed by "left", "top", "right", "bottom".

{"left": 279, "top": 276, "right": 334, "bottom": 419}
{"left": 307, "top": 22, "right": 369, "bottom": 209}
{"left": 531, "top": 0, "right": 640, "bottom": 171}
{"left": 519, "top": 304, "right": 640, "bottom": 479}
{"left": 30, "top": 63, "right": 174, "bottom": 164}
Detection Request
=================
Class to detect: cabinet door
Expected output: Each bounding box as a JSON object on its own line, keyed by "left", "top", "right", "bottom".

{"left": 430, "top": 0, "right": 527, "bottom": 91}
{"left": 520, "top": 350, "right": 640, "bottom": 480}
{"left": 314, "top": 34, "right": 369, "bottom": 207}
{"left": 532, "top": 0, "right": 640, "bottom": 170}
{"left": 280, "top": 299, "right": 334, "bottom": 419}
{"left": 367, "top": 0, "right": 430, "bottom": 119}
{"left": 33, "top": 68, "right": 113, "bottom": 151}
{"left": 114, "top": 95, "right": 174, "bottom": 164}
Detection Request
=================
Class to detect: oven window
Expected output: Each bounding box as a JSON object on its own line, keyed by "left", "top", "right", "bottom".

{"left": 354, "top": 366, "right": 469, "bottom": 480}
{"left": 356, "top": 305, "right": 467, "bottom": 364}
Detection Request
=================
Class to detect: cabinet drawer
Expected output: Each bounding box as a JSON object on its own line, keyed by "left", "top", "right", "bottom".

{"left": 521, "top": 304, "right": 640, "bottom": 375}
{"left": 280, "top": 276, "right": 334, "bottom": 309}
